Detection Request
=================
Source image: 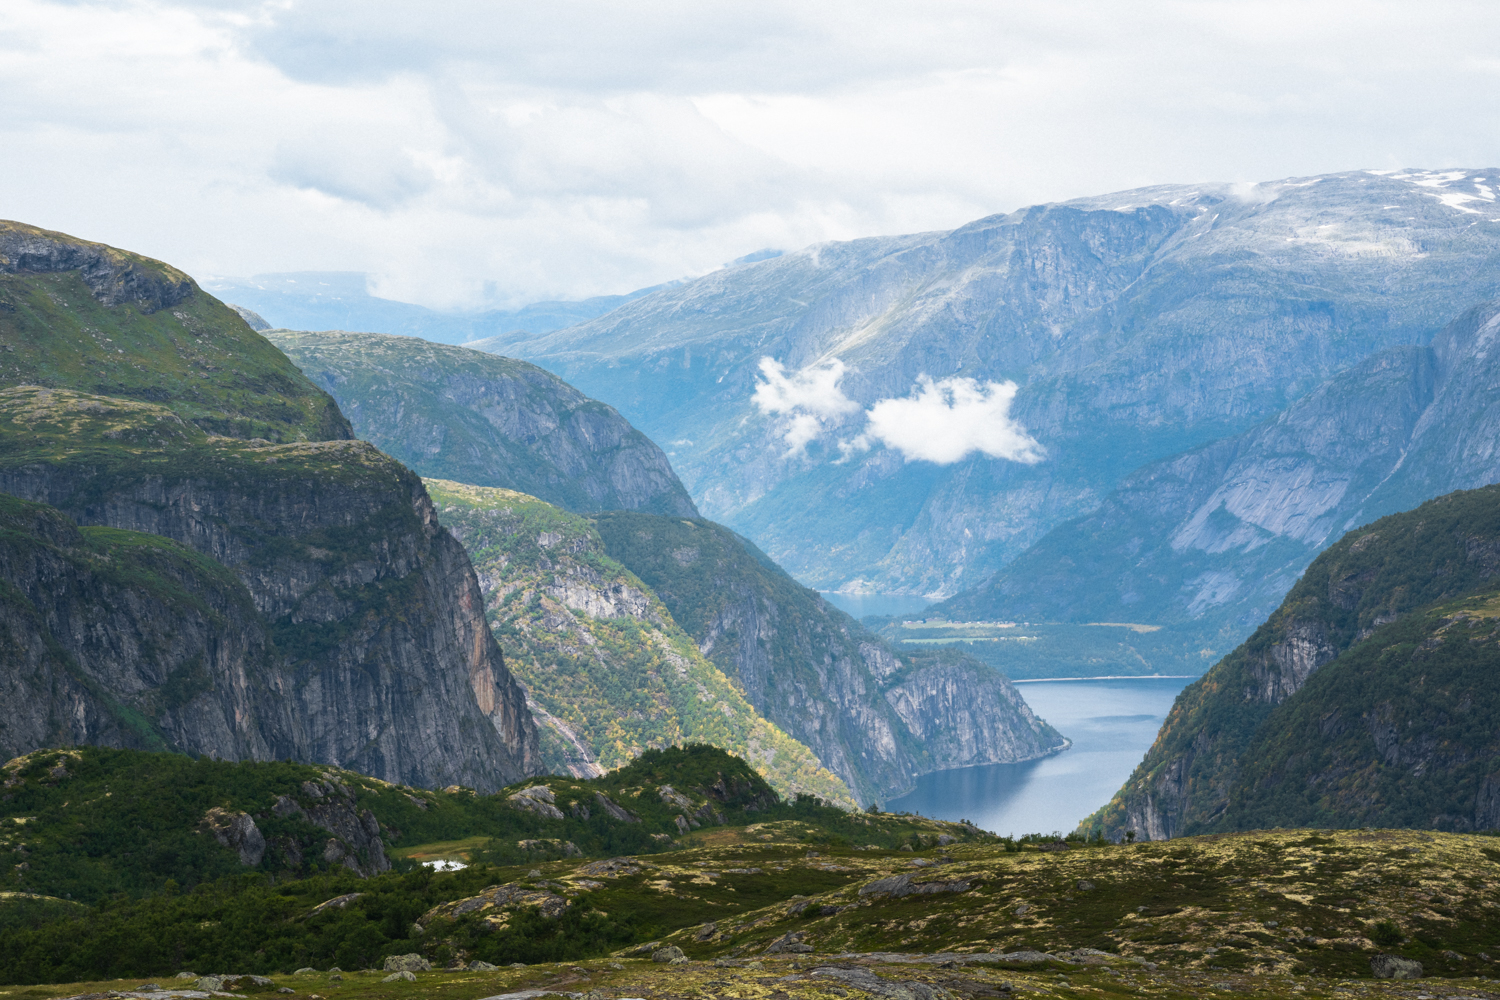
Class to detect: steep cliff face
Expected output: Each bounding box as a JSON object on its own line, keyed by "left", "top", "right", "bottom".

{"left": 591, "top": 512, "right": 1066, "bottom": 804}
{"left": 0, "top": 223, "right": 541, "bottom": 791}
{"left": 266, "top": 331, "right": 698, "bottom": 517}
{"left": 1084, "top": 483, "right": 1500, "bottom": 840}
{"left": 941, "top": 302, "right": 1500, "bottom": 662}
{"left": 483, "top": 170, "right": 1500, "bottom": 597}
{"left": 0, "top": 387, "right": 540, "bottom": 789}
{"left": 423, "top": 479, "right": 857, "bottom": 808}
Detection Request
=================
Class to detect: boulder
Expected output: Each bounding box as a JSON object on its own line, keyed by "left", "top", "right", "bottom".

{"left": 381, "top": 971, "right": 417, "bottom": 983}
{"left": 202, "top": 808, "right": 267, "bottom": 866}
{"left": 765, "top": 931, "right": 815, "bottom": 954}
{"left": 293, "top": 968, "right": 317, "bottom": 975}
{"left": 651, "top": 945, "right": 687, "bottom": 964}
{"left": 1370, "top": 954, "right": 1423, "bottom": 979}
{"left": 468, "top": 961, "right": 499, "bottom": 971}
{"left": 383, "top": 954, "right": 432, "bottom": 972}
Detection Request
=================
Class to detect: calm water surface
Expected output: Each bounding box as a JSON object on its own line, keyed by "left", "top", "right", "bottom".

{"left": 888, "top": 677, "right": 1194, "bottom": 836}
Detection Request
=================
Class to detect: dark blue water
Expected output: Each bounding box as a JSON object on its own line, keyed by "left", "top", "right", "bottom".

{"left": 888, "top": 677, "right": 1194, "bottom": 836}
{"left": 820, "top": 591, "right": 933, "bottom": 618}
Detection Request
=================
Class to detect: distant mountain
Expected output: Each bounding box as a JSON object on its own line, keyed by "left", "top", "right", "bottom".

{"left": 478, "top": 169, "right": 1500, "bottom": 605}
{"left": 1083, "top": 483, "right": 1500, "bottom": 840}
{"left": 937, "top": 300, "right": 1500, "bottom": 653}
{"left": 591, "top": 511, "right": 1064, "bottom": 804}
{"left": 0, "top": 221, "right": 540, "bottom": 790}
{"left": 204, "top": 271, "right": 678, "bottom": 346}
{"left": 267, "top": 331, "right": 698, "bottom": 517}
{"left": 423, "top": 480, "right": 856, "bottom": 808}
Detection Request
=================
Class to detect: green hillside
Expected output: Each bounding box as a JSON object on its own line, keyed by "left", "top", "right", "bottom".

{"left": 592, "top": 511, "right": 1066, "bottom": 804}
{"left": 267, "top": 330, "right": 697, "bottom": 516}
{"left": 423, "top": 480, "right": 857, "bottom": 808}
{"left": 0, "top": 221, "right": 349, "bottom": 441}
{"left": 1084, "top": 483, "right": 1500, "bottom": 840}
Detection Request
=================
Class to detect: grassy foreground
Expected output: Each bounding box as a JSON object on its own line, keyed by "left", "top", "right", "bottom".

{"left": 7, "top": 827, "right": 1500, "bottom": 997}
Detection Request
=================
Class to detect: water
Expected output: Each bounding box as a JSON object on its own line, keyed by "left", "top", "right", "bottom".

{"left": 819, "top": 591, "right": 933, "bottom": 619}
{"left": 887, "top": 676, "right": 1194, "bottom": 836}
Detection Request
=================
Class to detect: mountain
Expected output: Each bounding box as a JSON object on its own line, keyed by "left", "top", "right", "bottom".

{"left": 0, "top": 221, "right": 540, "bottom": 790}
{"left": 266, "top": 331, "right": 697, "bottom": 517}
{"left": 204, "top": 271, "right": 678, "bottom": 346}
{"left": 1082, "top": 483, "right": 1500, "bottom": 841}
{"left": 423, "top": 480, "right": 856, "bottom": 808}
{"left": 479, "top": 169, "right": 1500, "bottom": 601}
{"left": 591, "top": 511, "right": 1066, "bottom": 804}
{"left": 938, "top": 301, "right": 1500, "bottom": 651}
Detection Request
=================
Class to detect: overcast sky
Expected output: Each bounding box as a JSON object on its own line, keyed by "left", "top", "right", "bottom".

{"left": 5, "top": 0, "right": 1500, "bottom": 309}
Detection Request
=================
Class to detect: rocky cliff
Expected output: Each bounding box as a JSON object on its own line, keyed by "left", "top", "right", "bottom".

{"left": 591, "top": 512, "right": 1066, "bottom": 804}
{"left": 940, "top": 299, "right": 1500, "bottom": 661}
{"left": 1083, "top": 483, "right": 1500, "bottom": 840}
{"left": 266, "top": 330, "right": 698, "bottom": 517}
{"left": 482, "top": 170, "right": 1500, "bottom": 598}
{"left": 422, "top": 479, "right": 856, "bottom": 808}
{"left": 0, "top": 222, "right": 540, "bottom": 790}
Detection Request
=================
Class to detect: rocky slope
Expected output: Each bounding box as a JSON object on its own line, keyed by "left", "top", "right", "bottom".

{"left": 422, "top": 480, "right": 855, "bottom": 808}
{"left": 939, "top": 300, "right": 1500, "bottom": 654}
{"left": 0, "top": 222, "right": 540, "bottom": 790}
{"left": 1082, "top": 483, "right": 1500, "bottom": 841}
{"left": 482, "top": 170, "right": 1500, "bottom": 598}
{"left": 267, "top": 331, "right": 697, "bottom": 517}
{"left": 592, "top": 511, "right": 1065, "bottom": 804}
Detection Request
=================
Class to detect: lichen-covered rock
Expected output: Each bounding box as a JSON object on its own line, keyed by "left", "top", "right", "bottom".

{"left": 382, "top": 955, "right": 431, "bottom": 973}
{"left": 202, "top": 807, "right": 265, "bottom": 866}
{"left": 381, "top": 971, "right": 416, "bottom": 983}
{"left": 1370, "top": 954, "right": 1423, "bottom": 979}
{"left": 651, "top": 945, "right": 687, "bottom": 964}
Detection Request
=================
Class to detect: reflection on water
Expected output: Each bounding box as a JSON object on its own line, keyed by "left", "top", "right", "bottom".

{"left": 819, "top": 591, "right": 933, "bottom": 619}
{"left": 887, "top": 677, "right": 1194, "bottom": 836}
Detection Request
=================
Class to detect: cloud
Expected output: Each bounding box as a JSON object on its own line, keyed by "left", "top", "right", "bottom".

{"left": 751, "top": 357, "right": 859, "bottom": 455}
{"left": 8, "top": 0, "right": 1500, "bottom": 308}
{"left": 862, "top": 376, "right": 1044, "bottom": 465}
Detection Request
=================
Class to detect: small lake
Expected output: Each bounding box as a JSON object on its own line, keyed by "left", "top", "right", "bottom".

{"left": 887, "top": 676, "right": 1195, "bottom": 836}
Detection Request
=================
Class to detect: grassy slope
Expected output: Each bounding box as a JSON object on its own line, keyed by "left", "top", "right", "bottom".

{"left": 1083, "top": 483, "right": 1500, "bottom": 840}
{"left": 423, "top": 480, "right": 856, "bottom": 809}
{"left": 0, "top": 260, "right": 349, "bottom": 442}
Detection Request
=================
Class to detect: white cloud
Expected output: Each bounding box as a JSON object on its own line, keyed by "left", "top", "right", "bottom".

{"left": 862, "top": 376, "right": 1044, "bottom": 465}
{"left": 6, "top": 0, "right": 1500, "bottom": 307}
{"left": 751, "top": 357, "right": 859, "bottom": 455}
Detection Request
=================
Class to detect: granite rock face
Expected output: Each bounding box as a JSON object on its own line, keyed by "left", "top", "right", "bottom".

{"left": 0, "top": 220, "right": 194, "bottom": 313}
{"left": 0, "top": 388, "right": 539, "bottom": 790}
{"left": 267, "top": 330, "right": 699, "bottom": 518}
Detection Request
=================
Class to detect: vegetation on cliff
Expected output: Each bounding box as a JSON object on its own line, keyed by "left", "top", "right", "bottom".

{"left": 0, "top": 221, "right": 350, "bottom": 442}
{"left": 1084, "top": 483, "right": 1500, "bottom": 840}
{"left": 425, "top": 480, "right": 856, "bottom": 808}
{"left": 267, "top": 330, "right": 698, "bottom": 517}
{"left": 592, "top": 510, "right": 1066, "bottom": 803}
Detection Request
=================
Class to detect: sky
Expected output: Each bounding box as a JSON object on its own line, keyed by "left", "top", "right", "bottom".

{"left": 5, "top": 0, "right": 1500, "bottom": 310}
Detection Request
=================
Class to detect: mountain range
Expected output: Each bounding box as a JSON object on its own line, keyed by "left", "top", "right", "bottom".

{"left": 476, "top": 169, "right": 1500, "bottom": 641}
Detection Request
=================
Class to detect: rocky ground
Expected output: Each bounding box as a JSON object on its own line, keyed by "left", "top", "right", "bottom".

{"left": 14, "top": 827, "right": 1500, "bottom": 999}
